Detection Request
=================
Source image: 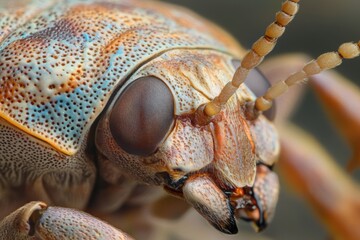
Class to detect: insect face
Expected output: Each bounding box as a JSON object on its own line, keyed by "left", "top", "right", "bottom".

{"left": 95, "top": 48, "right": 280, "bottom": 233}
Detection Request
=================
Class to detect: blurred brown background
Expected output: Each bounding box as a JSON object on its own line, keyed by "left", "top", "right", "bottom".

{"left": 162, "top": 0, "right": 360, "bottom": 239}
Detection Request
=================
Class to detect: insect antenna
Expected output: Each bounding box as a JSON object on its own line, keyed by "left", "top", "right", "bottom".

{"left": 255, "top": 41, "right": 360, "bottom": 112}
{"left": 196, "top": 0, "right": 301, "bottom": 124}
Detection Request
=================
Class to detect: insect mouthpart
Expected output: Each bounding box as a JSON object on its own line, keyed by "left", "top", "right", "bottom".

{"left": 231, "top": 164, "right": 279, "bottom": 232}
{"left": 161, "top": 163, "right": 279, "bottom": 234}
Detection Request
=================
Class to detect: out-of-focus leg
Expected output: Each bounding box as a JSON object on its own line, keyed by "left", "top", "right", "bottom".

{"left": 310, "top": 71, "right": 360, "bottom": 172}
{"left": 279, "top": 124, "right": 360, "bottom": 240}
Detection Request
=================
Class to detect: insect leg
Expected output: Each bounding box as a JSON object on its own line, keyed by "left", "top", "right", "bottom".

{"left": 310, "top": 70, "right": 360, "bottom": 172}
{"left": 279, "top": 124, "right": 360, "bottom": 239}
{"left": 0, "top": 201, "right": 133, "bottom": 239}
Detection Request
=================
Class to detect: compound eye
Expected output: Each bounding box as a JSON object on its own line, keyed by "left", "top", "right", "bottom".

{"left": 232, "top": 60, "right": 276, "bottom": 120}
{"left": 109, "top": 76, "right": 174, "bottom": 156}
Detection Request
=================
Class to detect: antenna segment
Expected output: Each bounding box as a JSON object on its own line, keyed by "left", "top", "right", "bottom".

{"left": 203, "top": 0, "right": 301, "bottom": 118}
{"left": 255, "top": 42, "right": 360, "bottom": 112}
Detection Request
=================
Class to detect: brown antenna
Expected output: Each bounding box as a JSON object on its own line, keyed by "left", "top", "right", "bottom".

{"left": 255, "top": 42, "right": 360, "bottom": 112}
{"left": 201, "top": 0, "right": 301, "bottom": 120}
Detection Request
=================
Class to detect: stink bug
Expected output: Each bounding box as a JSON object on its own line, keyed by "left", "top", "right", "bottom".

{"left": 1, "top": 0, "right": 360, "bottom": 239}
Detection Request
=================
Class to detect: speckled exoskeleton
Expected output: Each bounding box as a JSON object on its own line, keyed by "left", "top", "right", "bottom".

{"left": 1, "top": 0, "right": 360, "bottom": 239}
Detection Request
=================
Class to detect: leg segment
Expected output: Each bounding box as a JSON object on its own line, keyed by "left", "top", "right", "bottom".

{"left": 0, "top": 201, "right": 133, "bottom": 240}
{"left": 279, "top": 124, "right": 360, "bottom": 240}
{"left": 310, "top": 70, "right": 360, "bottom": 172}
